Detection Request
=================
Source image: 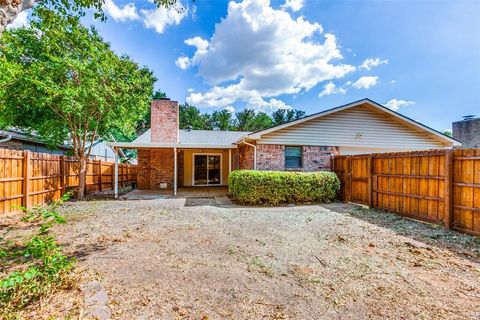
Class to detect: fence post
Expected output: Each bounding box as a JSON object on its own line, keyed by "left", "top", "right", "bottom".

{"left": 22, "top": 150, "right": 31, "bottom": 209}
{"left": 98, "top": 159, "right": 103, "bottom": 192}
{"left": 444, "top": 149, "right": 454, "bottom": 229}
{"left": 367, "top": 155, "right": 373, "bottom": 208}
{"left": 111, "top": 162, "right": 115, "bottom": 191}
{"left": 60, "top": 156, "right": 65, "bottom": 196}
{"left": 345, "top": 157, "right": 352, "bottom": 202}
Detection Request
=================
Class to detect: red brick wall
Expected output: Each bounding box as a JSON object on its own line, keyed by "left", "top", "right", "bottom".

{"left": 254, "top": 144, "right": 334, "bottom": 172}
{"left": 137, "top": 149, "right": 151, "bottom": 189}
{"left": 151, "top": 99, "right": 179, "bottom": 143}
{"left": 302, "top": 146, "right": 332, "bottom": 171}
{"left": 238, "top": 144, "right": 254, "bottom": 170}
{"left": 257, "top": 144, "right": 284, "bottom": 170}
{"left": 137, "top": 148, "right": 175, "bottom": 189}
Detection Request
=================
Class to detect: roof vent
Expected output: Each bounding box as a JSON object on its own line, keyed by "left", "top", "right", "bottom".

{"left": 462, "top": 115, "right": 476, "bottom": 121}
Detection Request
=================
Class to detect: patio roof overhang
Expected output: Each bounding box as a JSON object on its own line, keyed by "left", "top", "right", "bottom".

{"left": 106, "top": 142, "right": 238, "bottom": 149}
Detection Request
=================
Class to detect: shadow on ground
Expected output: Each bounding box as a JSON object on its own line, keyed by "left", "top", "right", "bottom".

{"left": 321, "top": 202, "right": 480, "bottom": 263}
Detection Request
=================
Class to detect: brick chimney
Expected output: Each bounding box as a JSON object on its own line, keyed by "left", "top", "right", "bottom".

{"left": 150, "top": 98, "right": 179, "bottom": 143}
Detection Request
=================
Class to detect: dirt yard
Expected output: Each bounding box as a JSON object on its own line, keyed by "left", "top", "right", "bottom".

{"left": 32, "top": 196, "right": 477, "bottom": 320}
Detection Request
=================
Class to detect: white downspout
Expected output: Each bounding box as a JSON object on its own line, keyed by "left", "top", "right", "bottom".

{"left": 242, "top": 139, "right": 257, "bottom": 170}
{"left": 114, "top": 147, "right": 119, "bottom": 199}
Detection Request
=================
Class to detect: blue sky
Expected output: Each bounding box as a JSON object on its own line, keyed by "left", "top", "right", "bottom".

{"left": 13, "top": 0, "right": 480, "bottom": 131}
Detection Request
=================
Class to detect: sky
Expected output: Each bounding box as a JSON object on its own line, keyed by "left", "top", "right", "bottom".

{"left": 10, "top": 0, "right": 480, "bottom": 132}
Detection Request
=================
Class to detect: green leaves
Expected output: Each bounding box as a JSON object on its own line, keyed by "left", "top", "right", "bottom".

{"left": 229, "top": 170, "right": 340, "bottom": 205}
{"left": 0, "top": 9, "right": 155, "bottom": 153}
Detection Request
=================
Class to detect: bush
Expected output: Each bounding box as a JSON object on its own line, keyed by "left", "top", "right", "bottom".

{"left": 228, "top": 170, "right": 340, "bottom": 205}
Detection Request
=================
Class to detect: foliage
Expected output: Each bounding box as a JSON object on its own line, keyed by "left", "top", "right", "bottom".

{"left": 179, "top": 103, "right": 211, "bottom": 130}
{"left": 234, "top": 109, "right": 272, "bottom": 131}
{"left": 229, "top": 170, "right": 340, "bottom": 205}
{"left": 0, "top": 9, "right": 156, "bottom": 197}
{"left": 271, "top": 109, "right": 306, "bottom": 126}
{"left": 209, "top": 109, "right": 234, "bottom": 131}
{"left": 0, "top": 193, "right": 74, "bottom": 315}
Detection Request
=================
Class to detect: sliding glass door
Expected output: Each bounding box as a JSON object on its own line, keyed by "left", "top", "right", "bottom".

{"left": 194, "top": 154, "right": 221, "bottom": 186}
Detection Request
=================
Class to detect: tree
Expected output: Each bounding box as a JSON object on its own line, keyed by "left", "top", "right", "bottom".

{"left": 235, "top": 109, "right": 272, "bottom": 132}
{"left": 179, "top": 103, "right": 210, "bottom": 130}
{"left": 0, "top": 0, "right": 180, "bottom": 38}
{"left": 209, "top": 109, "right": 233, "bottom": 131}
{"left": 271, "top": 109, "right": 306, "bottom": 126}
{"left": 0, "top": 9, "right": 156, "bottom": 198}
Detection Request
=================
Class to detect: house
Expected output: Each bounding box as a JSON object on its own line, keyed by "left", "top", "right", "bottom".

{"left": 0, "top": 128, "right": 69, "bottom": 155}
{"left": 0, "top": 128, "right": 124, "bottom": 162}
{"left": 452, "top": 115, "right": 480, "bottom": 148}
{"left": 107, "top": 98, "right": 460, "bottom": 196}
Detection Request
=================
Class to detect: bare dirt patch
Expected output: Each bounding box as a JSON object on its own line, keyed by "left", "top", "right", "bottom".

{"left": 48, "top": 199, "right": 480, "bottom": 319}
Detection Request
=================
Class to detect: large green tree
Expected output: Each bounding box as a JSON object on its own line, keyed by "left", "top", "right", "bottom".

{"left": 235, "top": 109, "right": 272, "bottom": 132}
{"left": 179, "top": 103, "right": 210, "bottom": 130}
{"left": 271, "top": 109, "right": 306, "bottom": 126}
{"left": 0, "top": 9, "right": 156, "bottom": 198}
{"left": 209, "top": 109, "right": 233, "bottom": 131}
{"left": 0, "top": 0, "right": 180, "bottom": 37}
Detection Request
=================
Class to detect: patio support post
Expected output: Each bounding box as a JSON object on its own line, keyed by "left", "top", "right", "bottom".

{"left": 174, "top": 147, "right": 177, "bottom": 196}
{"left": 229, "top": 149, "right": 232, "bottom": 174}
{"left": 114, "top": 147, "right": 119, "bottom": 199}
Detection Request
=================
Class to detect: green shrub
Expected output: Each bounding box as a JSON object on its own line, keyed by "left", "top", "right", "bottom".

{"left": 0, "top": 193, "right": 74, "bottom": 315}
{"left": 228, "top": 170, "right": 340, "bottom": 205}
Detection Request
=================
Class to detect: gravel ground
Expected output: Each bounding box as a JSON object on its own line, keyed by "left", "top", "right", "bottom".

{"left": 44, "top": 197, "right": 480, "bottom": 320}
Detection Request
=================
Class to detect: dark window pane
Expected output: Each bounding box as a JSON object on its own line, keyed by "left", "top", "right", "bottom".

{"left": 285, "top": 146, "right": 302, "bottom": 169}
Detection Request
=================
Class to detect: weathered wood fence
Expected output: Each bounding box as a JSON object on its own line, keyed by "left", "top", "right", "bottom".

{"left": 0, "top": 149, "right": 137, "bottom": 214}
{"left": 333, "top": 148, "right": 480, "bottom": 236}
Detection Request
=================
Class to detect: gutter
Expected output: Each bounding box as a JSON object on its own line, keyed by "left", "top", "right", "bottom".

{"left": 0, "top": 134, "right": 12, "bottom": 143}
{"left": 241, "top": 139, "right": 257, "bottom": 170}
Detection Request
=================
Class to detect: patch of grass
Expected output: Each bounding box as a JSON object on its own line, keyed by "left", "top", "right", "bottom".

{"left": 247, "top": 256, "right": 275, "bottom": 277}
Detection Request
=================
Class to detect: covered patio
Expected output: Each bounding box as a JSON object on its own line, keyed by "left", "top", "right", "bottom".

{"left": 107, "top": 142, "right": 244, "bottom": 198}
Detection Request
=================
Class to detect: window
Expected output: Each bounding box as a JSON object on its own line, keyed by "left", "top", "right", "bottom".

{"left": 285, "top": 146, "right": 302, "bottom": 169}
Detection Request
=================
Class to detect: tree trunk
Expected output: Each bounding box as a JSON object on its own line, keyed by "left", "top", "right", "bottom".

{"left": 0, "top": 0, "right": 35, "bottom": 37}
{"left": 77, "top": 156, "right": 87, "bottom": 200}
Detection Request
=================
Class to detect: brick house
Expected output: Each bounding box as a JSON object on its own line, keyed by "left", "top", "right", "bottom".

{"left": 108, "top": 98, "right": 460, "bottom": 196}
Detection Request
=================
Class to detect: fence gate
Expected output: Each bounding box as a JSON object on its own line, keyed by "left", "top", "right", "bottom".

{"left": 347, "top": 156, "right": 371, "bottom": 206}
{"left": 334, "top": 155, "right": 371, "bottom": 206}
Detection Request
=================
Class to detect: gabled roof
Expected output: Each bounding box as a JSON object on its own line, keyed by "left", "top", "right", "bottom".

{"left": 132, "top": 129, "right": 250, "bottom": 147}
{"left": 245, "top": 98, "right": 461, "bottom": 146}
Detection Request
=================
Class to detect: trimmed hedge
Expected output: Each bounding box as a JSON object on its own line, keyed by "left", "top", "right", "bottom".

{"left": 228, "top": 170, "right": 340, "bottom": 205}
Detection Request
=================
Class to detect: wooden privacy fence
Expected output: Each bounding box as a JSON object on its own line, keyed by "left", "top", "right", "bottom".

{"left": 333, "top": 148, "right": 480, "bottom": 236}
{"left": 0, "top": 149, "right": 137, "bottom": 214}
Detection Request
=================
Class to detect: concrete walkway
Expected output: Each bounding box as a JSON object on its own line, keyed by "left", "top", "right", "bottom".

{"left": 120, "top": 187, "right": 232, "bottom": 206}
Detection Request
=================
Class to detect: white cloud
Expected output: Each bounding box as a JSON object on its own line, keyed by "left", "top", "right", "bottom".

{"left": 182, "top": 0, "right": 355, "bottom": 108}
{"left": 175, "top": 56, "right": 191, "bottom": 69}
{"left": 223, "top": 106, "right": 236, "bottom": 113}
{"left": 360, "top": 57, "right": 388, "bottom": 70}
{"left": 142, "top": 2, "right": 187, "bottom": 34}
{"left": 384, "top": 99, "right": 415, "bottom": 111}
{"left": 352, "top": 76, "right": 378, "bottom": 89}
{"left": 103, "top": 0, "right": 139, "bottom": 21}
{"left": 175, "top": 36, "right": 209, "bottom": 69}
{"left": 246, "top": 97, "right": 292, "bottom": 113}
{"left": 391, "top": 80, "right": 396, "bottom": 84}
{"left": 282, "top": 0, "right": 304, "bottom": 12}
{"left": 187, "top": 88, "right": 195, "bottom": 92}
{"left": 318, "top": 81, "right": 346, "bottom": 97}
{"left": 7, "top": 11, "right": 29, "bottom": 29}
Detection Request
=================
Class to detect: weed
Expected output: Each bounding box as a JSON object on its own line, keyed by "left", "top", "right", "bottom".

{"left": 0, "top": 192, "right": 75, "bottom": 316}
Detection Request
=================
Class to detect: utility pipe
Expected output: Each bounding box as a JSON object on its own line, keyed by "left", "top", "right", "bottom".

{"left": 241, "top": 139, "right": 257, "bottom": 170}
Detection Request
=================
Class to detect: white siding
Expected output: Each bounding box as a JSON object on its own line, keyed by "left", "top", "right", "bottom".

{"left": 258, "top": 104, "right": 449, "bottom": 150}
